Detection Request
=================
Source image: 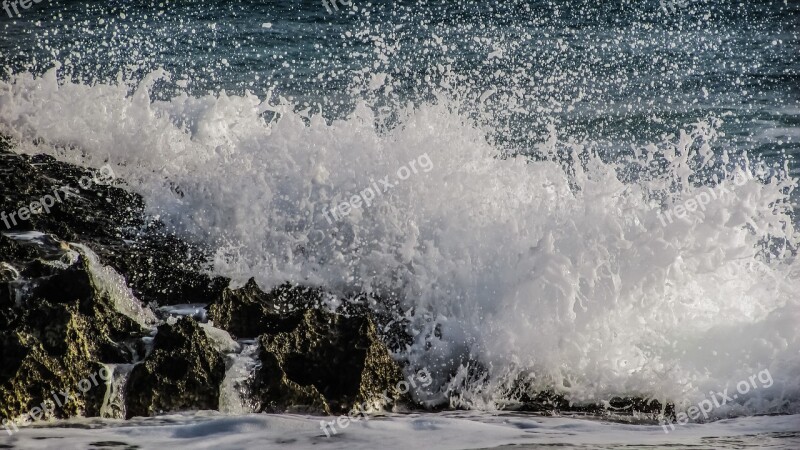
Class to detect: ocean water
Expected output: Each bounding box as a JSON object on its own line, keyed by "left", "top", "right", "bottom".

{"left": 1, "top": 0, "right": 799, "bottom": 448}
{"left": 3, "top": 412, "right": 800, "bottom": 449}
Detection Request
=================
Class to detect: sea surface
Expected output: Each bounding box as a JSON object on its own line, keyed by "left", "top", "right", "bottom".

{"left": 1, "top": 0, "right": 799, "bottom": 448}
{"left": 3, "top": 412, "right": 800, "bottom": 449}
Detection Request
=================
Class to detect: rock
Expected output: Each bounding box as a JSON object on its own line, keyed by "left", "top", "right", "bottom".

{"left": 0, "top": 135, "right": 227, "bottom": 307}
{"left": 0, "top": 234, "right": 38, "bottom": 267}
{"left": 208, "top": 278, "right": 412, "bottom": 349}
{"left": 0, "top": 137, "right": 141, "bottom": 241}
{"left": 253, "top": 309, "right": 408, "bottom": 415}
{"left": 0, "top": 135, "right": 417, "bottom": 423}
{"left": 125, "top": 317, "right": 225, "bottom": 418}
{"left": 207, "top": 278, "right": 412, "bottom": 414}
{"left": 95, "top": 228, "right": 229, "bottom": 307}
{"left": 207, "top": 278, "right": 323, "bottom": 339}
{"left": 0, "top": 136, "right": 229, "bottom": 424}
{"left": 0, "top": 244, "right": 146, "bottom": 422}
{"left": 492, "top": 374, "right": 673, "bottom": 418}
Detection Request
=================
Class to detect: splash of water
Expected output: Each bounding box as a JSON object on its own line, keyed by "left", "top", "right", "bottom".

{"left": 1, "top": 67, "right": 797, "bottom": 417}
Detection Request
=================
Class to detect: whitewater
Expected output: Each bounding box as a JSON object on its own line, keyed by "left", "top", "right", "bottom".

{"left": 1, "top": 0, "right": 799, "bottom": 447}
{"left": 1, "top": 66, "right": 798, "bottom": 416}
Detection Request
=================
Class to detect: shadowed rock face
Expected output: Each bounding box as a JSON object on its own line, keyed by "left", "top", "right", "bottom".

{"left": 208, "top": 278, "right": 408, "bottom": 414}
{"left": 207, "top": 278, "right": 322, "bottom": 339}
{"left": 0, "top": 135, "right": 227, "bottom": 307}
{"left": 254, "top": 308, "right": 408, "bottom": 414}
{"left": 0, "top": 135, "right": 217, "bottom": 421}
{"left": 0, "top": 235, "right": 145, "bottom": 422}
{"left": 0, "top": 136, "right": 230, "bottom": 422}
{"left": 125, "top": 317, "right": 226, "bottom": 418}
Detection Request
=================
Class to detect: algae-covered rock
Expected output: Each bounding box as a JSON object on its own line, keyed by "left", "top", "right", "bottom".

{"left": 207, "top": 278, "right": 410, "bottom": 414}
{"left": 125, "top": 317, "right": 225, "bottom": 418}
{"left": 253, "top": 308, "right": 407, "bottom": 414}
{"left": 207, "top": 278, "right": 323, "bottom": 338}
{"left": 0, "top": 136, "right": 226, "bottom": 308}
{"left": 1, "top": 137, "right": 228, "bottom": 423}
{"left": 0, "top": 135, "right": 421, "bottom": 423}
{"left": 0, "top": 244, "right": 146, "bottom": 423}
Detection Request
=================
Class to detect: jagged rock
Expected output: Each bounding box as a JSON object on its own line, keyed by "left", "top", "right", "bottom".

{"left": 206, "top": 278, "right": 411, "bottom": 414}
{"left": 208, "top": 278, "right": 412, "bottom": 350}
{"left": 0, "top": 138, "right": 141, "bottom": 241}
{"left": 0, "top": 135, "right": 418, "bottom": 423}
{"left": 0, "top": 328, "right": 112, "bottom": 421}
{"left": 125, "top": 317, "right": 225, "bottom": 418}
{"left": 253, "top": 309, "right": 408, "bottom": 414}
{"left": 0, "top": 135, "right": 227, "bottom": 307}
{"left": 0, "top": 241, "right": 146, "bottom": 422}
{"left": 207, "top": 278, "right": 323, "bottom": 338}
{"left": 0, "top": 136, "right": 229, "bottom": 424}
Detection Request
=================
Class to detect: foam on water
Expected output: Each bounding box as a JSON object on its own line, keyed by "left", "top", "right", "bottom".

{"left": 218, "top": 342, "right": 260, "bottom": 416}
{"left": 0, "top": 67, "right": 798, "bottom": 418}
{"left": 1, "top": 412, "right": 799, "bottom": 449}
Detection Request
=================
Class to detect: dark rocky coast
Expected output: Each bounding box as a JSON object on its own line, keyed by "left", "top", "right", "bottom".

{"left": 0, "top": 135, "right": 669, "bottom": 428}
{"left": 0, "top": 135, "right": 415, "bottom": 425}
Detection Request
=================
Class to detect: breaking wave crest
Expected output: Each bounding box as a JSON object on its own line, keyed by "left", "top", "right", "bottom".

{"left": 1, "top": 64, "right": 798, "bottom": 418}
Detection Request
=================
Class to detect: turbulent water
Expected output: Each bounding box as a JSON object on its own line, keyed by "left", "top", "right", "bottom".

{"left": 1, "top": 0, "right": 799, "bottom": 447}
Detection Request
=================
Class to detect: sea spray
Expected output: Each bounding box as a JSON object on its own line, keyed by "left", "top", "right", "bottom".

{"left": 2, "top": 70, "right": 797, "bottom": 416}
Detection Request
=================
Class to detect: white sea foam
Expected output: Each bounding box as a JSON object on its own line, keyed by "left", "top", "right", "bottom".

{"left": 0, "top": 69, "right": 798, "bottom": 417}
{"left": 72, "top": 243, "right": 158, "bottom": 328}
{"left": 1, "top": 412, "right": 798, "bottom": 449}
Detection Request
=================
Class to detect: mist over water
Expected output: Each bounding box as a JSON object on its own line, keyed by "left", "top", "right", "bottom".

{"left": 1, "top": 0, "right": 799, "bottom": 418}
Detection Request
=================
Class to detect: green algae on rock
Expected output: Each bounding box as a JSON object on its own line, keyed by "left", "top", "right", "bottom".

{"left": 254, "top": 309, "right": 408, "bottom": 415}
{"left": 125, "top": 317, "right": 226, "bottom": 418}
{"left": 206, "top": 277, "right": 411, "bottom": 415}
{"left": 0, "top": 238, "right": 147, "bottom": 422}
{"left": 208, "top": 278, "right": 324, "bottom": 339}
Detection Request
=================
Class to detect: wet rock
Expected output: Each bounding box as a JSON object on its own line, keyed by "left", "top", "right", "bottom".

{"left": 253, "top": 309, "right": 407, "bottom": 415}
{"left": 495, "top": 375, "right": 674, "bottom": 418}
{"left": 0, "top": 137, "right": 230, "bottom": 422}
{"left": 0, "top": 234, "right": 38, "bottom": 267}
{"left": 206, "top": 278, "right": 412, "bottom": 414}
{"left": 0, "top": 247, "right": 146, "bottom": 422}
{"left": 125, "top": 317, "right": 225, "bottom": 418}
{"left": 0, "top": 331, "right": 108, "bottom": 421}
{"left": 0, "top": 137, "right": 140, "bottom": 241}
{"left": 208, "top": 278, "right": 411, "bottom": 349}
{"left": 0, "top": 135, "right": 420, "bottom": 422}
{"left": 95, "top": 228, "right": 229, "bottom": 307}
{"left": 207, "top": 278, "right": 323, "bottom": 339}
{"left": 0, "top": 135, "right": 226, "bottom": 308}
